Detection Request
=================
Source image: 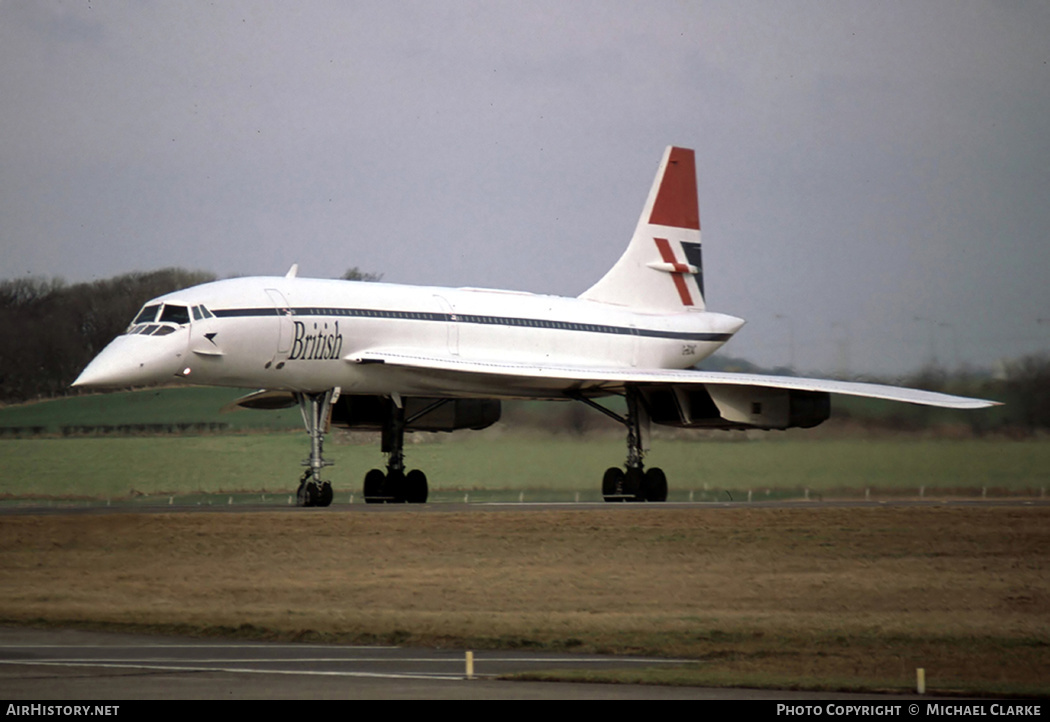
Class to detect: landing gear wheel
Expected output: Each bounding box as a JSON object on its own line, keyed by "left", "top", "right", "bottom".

{"left": 624, "top": 467, "right": 645, "bottom": 502}
{"left": 317, "top": 480, "right": 333, "bottom": 507}
{"left": 405, "top": 469, "right": 428, "bottom": 504}
{"left": 602, "top": 467, "right": 626, "bottom": 502}
{"left": 384, "top": 469, "right": 406, "bottom": 503}
{"left": 297, "top": 477, "right": 319, "bottom": 507}
{"left": 642, "top": 467, "right": 668, "bottom": 502}
{"left": 363, "top": 469, "right": 386, "bottom": 503}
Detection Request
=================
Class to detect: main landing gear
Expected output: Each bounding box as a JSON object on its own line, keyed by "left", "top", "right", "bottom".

{"left": 571, "top": 387, "right": 669, "bottom": 503}
{"left": 295, "top": 390, "right": 335, "bottom": 507}
{"left": 292, "top": 390, "right": 429, "bottom": 506}
{"left": 362, "top": 395, "right": 429, "bottom": 504}
{"left": 293, "top": 387, "right": 665, "bottom": 506}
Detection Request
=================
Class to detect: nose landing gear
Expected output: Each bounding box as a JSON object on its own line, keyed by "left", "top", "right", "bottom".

{"left": 295, "top": 390, "right": 336, "bottom": 507}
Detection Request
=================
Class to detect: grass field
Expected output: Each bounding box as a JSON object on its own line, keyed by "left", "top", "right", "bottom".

{"left": 2, "top": 386, "right": 1043, "bottom": 503}
{"left": 1, "top": 431, "right": 1048, "bottom": 503}
{"left": 0, "top": 387, "right": 301, "bottom": 434}
{"left": 1, "top": 506, "right": 1046, "bottom": 696}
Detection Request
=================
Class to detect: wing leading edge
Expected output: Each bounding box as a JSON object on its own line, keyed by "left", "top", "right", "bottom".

{"left": 350, "top": 351, "right": 999, "bottom": 409}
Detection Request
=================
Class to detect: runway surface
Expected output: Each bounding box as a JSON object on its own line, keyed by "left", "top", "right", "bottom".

{"left": 0, "top": 626, "right": 935, "bottom": 700}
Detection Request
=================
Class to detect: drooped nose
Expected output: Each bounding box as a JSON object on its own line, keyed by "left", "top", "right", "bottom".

{"left": 72, "top": 334, "right": 187, "bottom": 389}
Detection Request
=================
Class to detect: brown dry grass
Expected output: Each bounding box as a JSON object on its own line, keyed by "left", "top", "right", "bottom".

{"left": 0, "top": 506, "right": 1047, "bottom": 693}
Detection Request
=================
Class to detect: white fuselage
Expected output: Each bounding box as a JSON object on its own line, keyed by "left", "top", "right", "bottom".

{"left": 74, "top": 276, "right": 745, "bottom": 399}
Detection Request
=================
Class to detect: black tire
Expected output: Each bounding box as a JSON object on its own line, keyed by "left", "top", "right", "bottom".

{"left": 602, "top": 467, "right": 625, "bottom": 502}
{"left": 405, "top": 469, "right": 428, "bottom": 504}
{"left": 384, "top": 469, "right": 406, "bottom": 503}
{"left": 624, "top": 467, "right": 645, "bottom": 501}
{"left": 643, "top": 467, "right": 668, "bottom": 502}
{"left": 317, "top": 481, "right": 334, "bottom": 507}
{"left": 297, "top": 479, "right": 318, "bottom": 507}
{"left": 363, "top": 469, "right": 385, "bottom": 503}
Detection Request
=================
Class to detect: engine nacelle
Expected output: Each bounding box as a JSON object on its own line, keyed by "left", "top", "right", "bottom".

{"left": 643, "top": 384, "right": 830, "bottom": 430}
{"left": 330, "top": 395, "right": 501, "bottom": 432}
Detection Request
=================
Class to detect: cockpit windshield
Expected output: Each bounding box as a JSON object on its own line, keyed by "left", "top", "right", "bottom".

{"left": 159, "top": 305, "right": 190, "bottom": 325}
{"left": 124, "top": 303, "right": 202, "bottom": 336}
{"left": 132, "top": 304, "right": 161, "bottom": 325}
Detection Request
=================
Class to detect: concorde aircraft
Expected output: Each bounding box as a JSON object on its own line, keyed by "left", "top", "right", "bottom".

{"left": 72, "top": 146, "right": 997, "bottom": 506}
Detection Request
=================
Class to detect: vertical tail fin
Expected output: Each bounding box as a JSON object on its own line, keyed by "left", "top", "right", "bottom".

{"left": 580, "top": 146, "right": 705, "bottom": 312}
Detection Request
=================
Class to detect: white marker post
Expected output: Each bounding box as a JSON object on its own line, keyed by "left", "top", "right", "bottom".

{"left": 466, "top": 651, "right": 474, "bottom": 680}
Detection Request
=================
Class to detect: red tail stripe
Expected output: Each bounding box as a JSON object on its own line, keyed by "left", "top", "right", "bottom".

{"left": 653, "top": 238, "right": 694, "bottom": 306}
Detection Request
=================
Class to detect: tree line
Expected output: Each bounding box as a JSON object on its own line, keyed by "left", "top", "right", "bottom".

{"left": 0, "top": 269, "right": 215, "bottom": 402}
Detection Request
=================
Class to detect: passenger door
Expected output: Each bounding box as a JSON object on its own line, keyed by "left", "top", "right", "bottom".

{"left": 265, "top": 288, "right": 294, "bottom": 365}
{"left": 433, "top": 294, "right": 460, "bottom": 356}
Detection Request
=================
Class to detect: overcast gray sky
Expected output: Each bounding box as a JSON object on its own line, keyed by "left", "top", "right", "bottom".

{"left": 2, "top": 1, "right": 1047, "bottom": 377}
